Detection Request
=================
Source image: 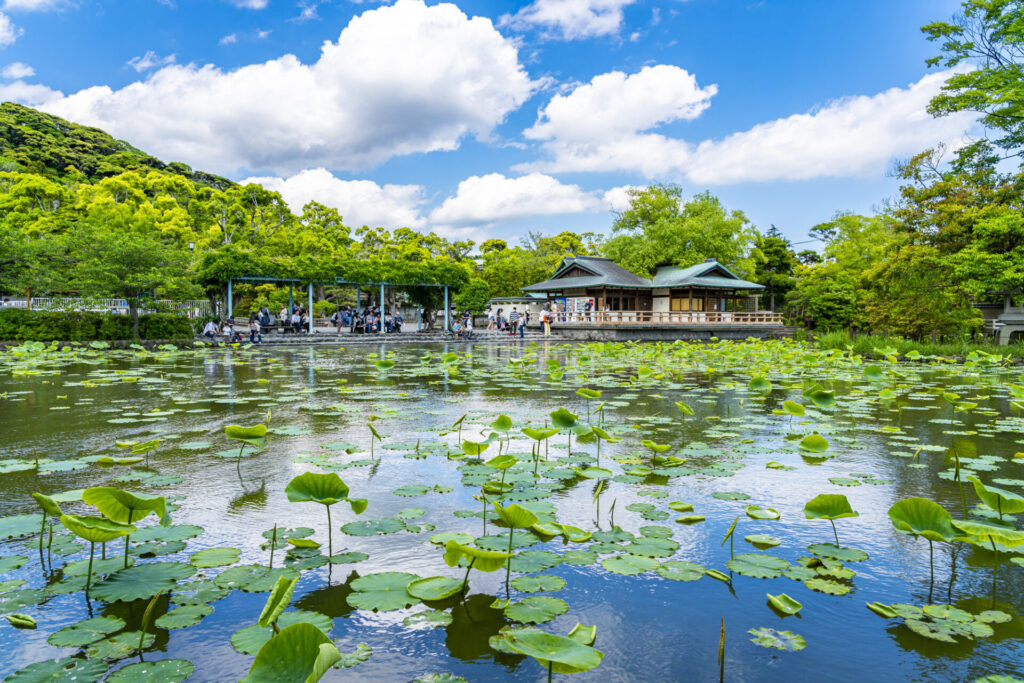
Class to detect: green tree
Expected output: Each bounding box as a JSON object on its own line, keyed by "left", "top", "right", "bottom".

{"left": 453, "top": 278, "right": 491, "bottom": 315}
{"left": 923, "top": 1, "right": 1024, "bottom": 153}
{"left": 751, "top": 226, "right": 797, "bottom": 311}
{"left": 603, "top": 186, "right": 757, "bottom": 276}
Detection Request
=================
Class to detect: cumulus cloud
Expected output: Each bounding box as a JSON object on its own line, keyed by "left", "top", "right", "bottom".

{"left": 521, "top": 66, "right": 977, "bottom": 184}
{"left": 602, "top": 184, "right": 641, "bottom": 212}
{"left": 242, "top": 168, "right": 427, "bottom": 229}
{"left": 429, "top": 173, "right": 602, "bottom": 226}
{"left": 31, "top": 0, "right": 537, "bottom": 176}
{"left": 0, "top": 79, "right": 61, "bottom": 106}
{"left": 685, "top": 70, "right": 976, "bottom": 184}
{"left": 0, "top": 12, "right": 21, "bottom": 47}
{"left": 219, "top": 33, "right": 237, "bottom": 45}
{"left": 1, "top": 61, "right": 33, "bottom": 79}
{"left": 500, "top": 0, "right": 635, "bottom": 40}
{"left": 127, "top": 51, "right": 176, "bottom": 72}
{"left": 228, "top": 0, "right": 268, "bottom": 9}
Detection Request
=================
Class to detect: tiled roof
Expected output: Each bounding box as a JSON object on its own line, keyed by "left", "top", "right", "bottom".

{"left": 524, "top": 257, "right": 764, "bottom": 292}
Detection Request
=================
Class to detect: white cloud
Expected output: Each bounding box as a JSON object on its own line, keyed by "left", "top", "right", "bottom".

{"left": 219, "top": 33, "right": 237, "bottom": 45}
{"left": 2, "top": 0, "right": 65, "bottom": 10}
{"left": 0, "top": 12, "right": 21, "bottom": 47}
{"left": 520, "top": 67, "right": 977, "bottom": 184}
{"left": 127, "top": 51, "right": 176, "bottom": 73}
{"left": 1, "top": 61, "right": 33, "bottom": 79}
{"left": 500, "top": 0, "right": 635, "bottom": 40}
{"left": 602, "top": 184, "right": 641, "bottom": 212}
{"left": 228, "top": 0, "right": 268, "bottom": 9}
{"left": 525, "top": 65, "right": 715, "bottom": 142}
{"left": 685, "top": 70, "right": 977, "bottom": 184}
{"left": 242, "top": 168, "right": 426, "bottom": 229}
{"left": 33, "top": 0, "right": 537, "bottom": 176}
{"left": 0, "top": 79, "right": 61, "bottom": 106}
{"left": 430, "top": 173, "right": 601, "bottom": 226}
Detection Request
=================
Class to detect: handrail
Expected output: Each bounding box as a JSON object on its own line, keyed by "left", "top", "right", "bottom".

{"left": 549, "top": 310, "right": 784, "bottom": 325}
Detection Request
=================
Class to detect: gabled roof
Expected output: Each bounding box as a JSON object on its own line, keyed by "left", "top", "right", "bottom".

{"left": 524, "top": 256, "right": 650, "bottom": 292}
{"left": 651, "top": 260, "right": 764, "bottom": 290}
{"left": 522, "top": 257, "right": 764, "bottom": 293}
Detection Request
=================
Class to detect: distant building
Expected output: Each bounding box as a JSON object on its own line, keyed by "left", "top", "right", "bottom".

{"left": 522, "top": 256, "right": 766, "bottom": 313}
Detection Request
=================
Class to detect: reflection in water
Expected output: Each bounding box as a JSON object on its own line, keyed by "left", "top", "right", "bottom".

{"left": 444, "top": 594, "right": 522, "bottom": 669}
{"left": 228, "top": 481, "right": 267, "bottom": 513}
{"left": 294, "top": 571, "right": 358, "bottom": 619}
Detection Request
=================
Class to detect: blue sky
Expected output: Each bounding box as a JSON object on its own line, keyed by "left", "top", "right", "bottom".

{"left": 0, "top": 0, "right": 976, "bottom": 249}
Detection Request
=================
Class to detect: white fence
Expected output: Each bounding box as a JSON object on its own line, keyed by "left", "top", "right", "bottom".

{"left": 1, "top": 298, "right": 213, "bottom": 318}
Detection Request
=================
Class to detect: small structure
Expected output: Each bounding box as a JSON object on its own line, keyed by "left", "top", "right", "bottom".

{"left": 995, "top": 294, "right": 1024, "bottom": 345}
{"left": 522, "top": 256, "right": 778, "bottom": 325}
{"left": 485, "top": 294, "right": 547, "bottom": 323}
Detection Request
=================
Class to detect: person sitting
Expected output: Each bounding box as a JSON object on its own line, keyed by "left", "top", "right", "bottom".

{"left": 290, "top": 310, "right": 302, "bottom": 333}
{"left": 300, "top": 311, "right": 310, "bottom": 333}
{"left": 385, "top": 312, "right": 394, "bottom": 333}
{"left": 394, "top": 312, "right": 403, "bottom": 333}
{"left": 202, "top": 320, "right": 219, "bottom": 339}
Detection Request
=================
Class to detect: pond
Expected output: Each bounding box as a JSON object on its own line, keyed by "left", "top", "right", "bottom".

{"left": 0, "top": 340, "right": 1022, "bottom": 682}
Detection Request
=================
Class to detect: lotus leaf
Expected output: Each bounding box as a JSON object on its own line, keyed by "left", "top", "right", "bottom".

{"left": 624, "top": 538, "right": 678, "bottom": 558}
{"left": 405, "top": 610, "right": 453, "bottom": 628}
{"left": 347, "top": 572, "right": 421, "bottom": 611}
{"left": 406, "top": 576, "right": 465, "bottom": 601}
{"left": 127, "top": 524, "right": 202, "bottom": 544}
{"left": 341, "top": 519, "right": 406, "bottom": 536}
{"left": 444, "top": 541, "right": 511, "bottom": 572}
{"left": 85, "top": 631, "right": 155, "bottom": 660}
{"left": 171, "top": 580, "right": 230, "bottom": 605}
{"left": 243, "top": 622, "right": 340, "bottom": 683}
{"left": 81, "top": 488, "right": 167, "bottom": 525}
{"left": 561, "top": 550, "right": 598, "bottom": 565}
{"left": 505, "top": 629, "right": 603, "bottom": 674}
{"left": 952, "top": 519, "right": 1024, "bottom": 547}
{"left": 48, "top": 615, "right": 126, "bottom": 647}
{"left": 154, "top": 604, "right": 212, "bottom": 629}
{"left": 225, "top": 423, "right": 267, "bottom": 449}
{"left": 804, "top": 578, "right": 850, "bottom": 595}
{"left": 745, "top": 534, "right": 781, "bottom": 549}
{"left": 798, "top": 434, "right": 829, "bottom": 453}
{"left": 656, "top": 560, "right": 704, "bottom": 581}
{"left": 767, "top": 593, "right": 803, "bottom": 615}
{"left": 90, "top": 562, "right": 195, "bottom": 602}
{"left": 105, "top": 659, "right": 195, "bottom": 683}
{"left": 745, "top": 506, "right": 781, "bottom": 521}
{"left": 336, "top": 642, "right": 373, "bottom": 668}
{"left": 259, "top": 575, "right": 299, "bottom": 628}
{"left": 3, "top": 657, "right": 107, "bottom": 683}
{"left": 0, "top": 555, "right": 28, "bottom": 574}
{"left": 430, "top": 532, "right": 473, "bottom": 546}
{"left": 967, "top": 476, "right": 1024, "bottom": 516}
{"left": 189, "top": 547, "right": 241, "bottom": 568}
{"left": 509, "top": 550, "right": 563, "bottom": 572}
{"left": 475, "top": 530, "right": 539, "bottom": 551}
{"left": 504, "top": 596, "right": 569, "bottom": 624}
{"left": 511, "top": 575, "right": 566, "bottom": 592}
{"left": 492, "top": 502, "right": 539, "bottom": 529}
{"left": 807, "top": 543, "right": 869, "bottom": 562}
{"left": 726, "top": 553, "right": 789, "bottom": 579}
{"left": 601, "top": 554, "right": 659, "bottom": 575}
{"left": 59, "top": 515, "right": 135, "bottom": 544}
{"left": 393, "top": 485, "right": 431, "bottom": 497}
{"left": 748, "top": 627, "right": 806, "bottom": 652}
{"left": 214, "top": 565, "right": 300, "bottom": 592}
{"left": 888, "top": 498, "right": 957, "bottom": 542}
{"left": 231, "top": 611, "right": 333, "bottom": 655}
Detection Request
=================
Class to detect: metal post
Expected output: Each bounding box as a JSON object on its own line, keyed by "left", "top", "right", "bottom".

{"left": 356, "top": 286, "right": 361, "bottom": 312}
{"left": 444, "top": 286, "right": 449, "bottom": 332}
{"left": 227, "top": 278, "right": 232, "bottom": 320}
{"left": 308, "top": 283, "right": 313, "bottom": 334}
{"left": 288, "top": 285, "right": 293, "bottom": 316}
{"left": 417, "top": 304, "right": 421, "bottom": 332}
{"left": 380, "top": 283, "right": 385, "bottom": 334}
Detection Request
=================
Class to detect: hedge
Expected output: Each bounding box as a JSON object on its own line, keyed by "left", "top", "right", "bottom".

{"left": 0, "top": 309, "right": 194, "bottom": 341}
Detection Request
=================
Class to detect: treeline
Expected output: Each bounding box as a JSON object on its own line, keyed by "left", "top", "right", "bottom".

{"left": 1, "top": 1, "right": 1021, "bottom": 341}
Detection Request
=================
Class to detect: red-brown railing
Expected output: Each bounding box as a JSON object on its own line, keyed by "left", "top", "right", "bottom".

{"left": 550, "top": 311, "right": 784, "bottom": 325}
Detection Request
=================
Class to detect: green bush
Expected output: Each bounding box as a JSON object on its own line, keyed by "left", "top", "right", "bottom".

{"left": 313, "top": 299, "right": 337, "bottom": 318}
{"left": 0, "top": 309, "right": 192, "bottom": 341}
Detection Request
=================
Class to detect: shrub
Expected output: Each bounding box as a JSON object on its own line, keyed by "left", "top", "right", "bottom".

{"left": 313, "top": 299, "right": 337, "bottom": 318}
{"left": 0, "top": 309, "right": 191, "bottom": 341}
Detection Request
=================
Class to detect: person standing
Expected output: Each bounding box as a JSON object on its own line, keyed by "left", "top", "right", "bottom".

{"left": 541, "top": 306, "right": 551, "bottom": 337}
{"left": 509, "top": 307, "right": 519, "bottom": 337}
{"left": 249, "top": 315, "right": 262, "bottom": 344}
{"left": 487, "top": 308, "right": 496, "bottom": 336}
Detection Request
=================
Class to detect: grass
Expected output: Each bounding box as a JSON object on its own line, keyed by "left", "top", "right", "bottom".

{"left": 813, "top": 330, "right": 1024, "bottom": 360}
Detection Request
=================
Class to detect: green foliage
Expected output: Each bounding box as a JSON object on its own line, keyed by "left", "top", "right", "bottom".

{"left": 603, "top": 186, "right": 757, "bottom": 277}
{"left": 0, "top": 309, "right": 191, "bottom": 341}
{"left": 452, "top": 278, "right": 490, "bottom": 314}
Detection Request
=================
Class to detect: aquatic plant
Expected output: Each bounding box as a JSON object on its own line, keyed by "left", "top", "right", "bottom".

{"left": 285, "top": 472, "right": 368, "bottom": 560}
{"left": 887, "top": 497, "right": 958, "bottom": 589}
{"left": 803, "top": 494, "right": 859, "bottom": 545}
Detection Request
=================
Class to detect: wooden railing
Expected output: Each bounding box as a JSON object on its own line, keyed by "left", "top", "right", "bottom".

{"left": 550, "top": 311, "right": 784, "bottom": 325}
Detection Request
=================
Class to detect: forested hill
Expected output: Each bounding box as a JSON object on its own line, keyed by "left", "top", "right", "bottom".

{"left": 0, "top": 102, "right": 235, "bottom": 190}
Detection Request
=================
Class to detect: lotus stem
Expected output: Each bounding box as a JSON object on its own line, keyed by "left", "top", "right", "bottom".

{"left": 506, "top": 529, "right": 515, "bottom": 599}
{"left": 38, "top": 513, "right": 46, "bottom": 571}
{"left": 928, "top": 539, "right": 934, "bottom": 603}
{"left": 102, "top": 542, "right": 106, "bottom": 560}
{"left": 86, "top": 541, "right": 95, "bottom": 594}
{"left": 269, "top": 523, "right": 276, "bottom": 570}
{"left": 830, "top": 519, "right": 839, "bottom": 546}
{"left": 326, "top": 506, "right": 333, "bottom": 559}
{"left": 461, "top": 558, "right": 475, "bottom": 594}
{"left": 547, "top": 661, "right": 553, "bottom": 683}
{"left": 124, "top": 508, "right": 133, "bottom": 568}
{"left": 989, "top": 536, "right": 998, "bottom": 606}
{"left": 718, "top": 617, "right": 725, "bottom": 683}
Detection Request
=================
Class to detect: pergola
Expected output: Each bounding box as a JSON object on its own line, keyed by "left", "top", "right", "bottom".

{"left": 227, "top": 276, "right": 454, "bottom": 333}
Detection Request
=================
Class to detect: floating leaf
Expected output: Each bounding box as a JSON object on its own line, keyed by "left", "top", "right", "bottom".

{"left": 347, "top": 572, "right": 421, "bottom": 611}
{"left": 601, "top": 554, "right": 659, "bottom": 575}
{"left": 189, "top": 547, "right": 240, "bottom": 568}
{"left": 748, "top": 627, "right": 806, "bottom": 652}
{"left": 154, "top": 605, "right": 212, "bottom": 629}
{"left": 656, "top": 560, "right": 704, "bottom": 581}
{"left": 49, "top": 616, "right": 126, "bottom": 647}
{"left": 244, "top": 622, "right": 340, "bottom": 683}
{"left": 504, "top": 596, "right": 569, "bottom": 624}
{"left": 511, "top": 575, "right": 566, "bottom": 592}
{"left": 406, "top": 576, "right": 464, "bottom": 601}
{"left": 767, "top": 593, "right": 802, "bottom": 615}
{"left": 231, "top": 611, "right": 333, "bottom": 655}
{"left": 726, "top": 553, "right": 788, "bottom": 579}
{"left": 91, "top": 562, "right": 196, "bottom": 602}
{"left": 105, "top": 659, "right": 195, "bottom": 683}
